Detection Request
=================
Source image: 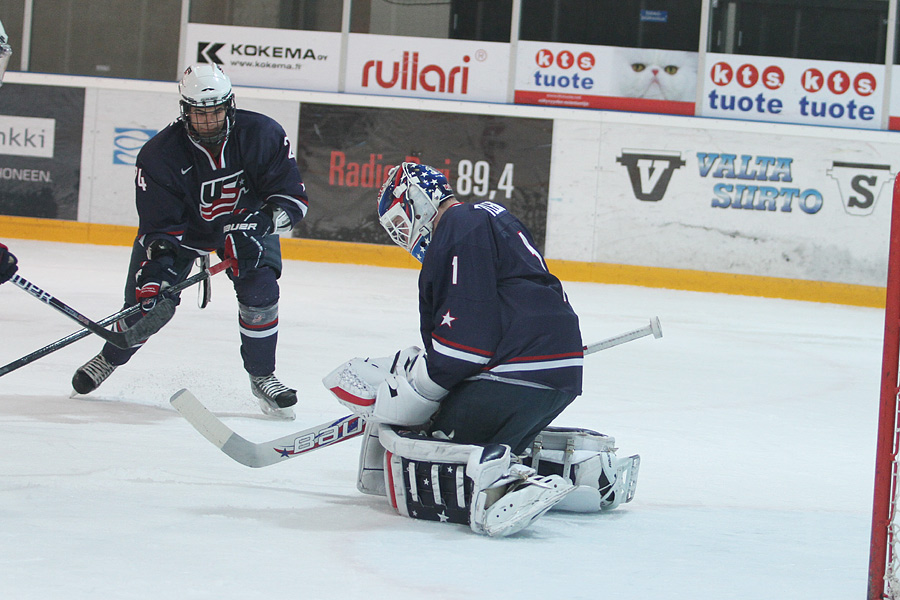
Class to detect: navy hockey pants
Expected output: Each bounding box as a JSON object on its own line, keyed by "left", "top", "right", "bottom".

{"left": 427, "top": 379, "right": 578, "bottom": 455}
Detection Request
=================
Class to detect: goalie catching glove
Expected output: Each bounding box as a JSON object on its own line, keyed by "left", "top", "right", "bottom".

{"left": 322, "top": 346, "right": 448, "bottom": 426}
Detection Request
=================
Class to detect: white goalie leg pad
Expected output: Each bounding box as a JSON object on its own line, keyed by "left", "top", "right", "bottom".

{"left": 379, "top": 426, "right": 572, "bottom": 536}
{"left": 524, "top": 427, "right": 640, "bottom": 512}
{"left": 467, "top": 445, "right": 574, "bottom": 537}
{"left": 381, "top": 426, "right": 479, "bottom": 524}
{"left": 357, "top": 424, "right": 387, "bottom": 496}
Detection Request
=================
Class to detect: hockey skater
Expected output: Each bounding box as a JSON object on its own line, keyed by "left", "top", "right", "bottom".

{"left": 72, "top": 64, "right": 308, "bottom": 420}
{"left": 0, "top": 242, "right": 17, "bottom": 284}
{"left": 324, "top": 162, "right": 638, "bottom": 536}
{"left": 0, "top": 28, "right": 15, "bottom": 285}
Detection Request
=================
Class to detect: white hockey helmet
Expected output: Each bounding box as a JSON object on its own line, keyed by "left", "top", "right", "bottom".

{"left": 178, "top": 63, "right": 235, "bottom": 145}
{"left": 377, "top": 162, "right": 454, "bottom": 262}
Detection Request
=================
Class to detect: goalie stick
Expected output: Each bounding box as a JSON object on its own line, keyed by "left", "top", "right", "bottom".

{"left": 583, "top": 316, "right": 662, "bottom": 354}
{"left": 170, "top": 388, "right": 366, "bottom": 468}
{"left": 0, "top": 258, "right": 234, "bottom": 378}
{"left": 172, "top": 317, "right": 663, "bottom": 468}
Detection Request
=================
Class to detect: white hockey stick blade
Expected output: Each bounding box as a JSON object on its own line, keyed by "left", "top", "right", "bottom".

{"left": 170, "top": 389, "right": 366, "bottom": 468}
{"left": 583, "top": 317, "right": 663, "bottom": 355}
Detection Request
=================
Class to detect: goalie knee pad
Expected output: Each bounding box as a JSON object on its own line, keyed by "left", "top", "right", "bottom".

{"left": 522, "top": 427, "right": 640, "bottom": 512}
{"left": 379, "top": 426, "right": 574, "bottom": 537}
{"left": 357, "top": 425, "right": 387, "bottom": 496}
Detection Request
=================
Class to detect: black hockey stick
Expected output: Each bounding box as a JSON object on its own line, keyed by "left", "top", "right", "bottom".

{"left": 9, "top": 273, "right": 177, "bottom": 350}
{"left": 0, "top": 258, "right": 235, "bottom": 378}
{"left": 172, "top": 317, "right": 663, "bottom": 468}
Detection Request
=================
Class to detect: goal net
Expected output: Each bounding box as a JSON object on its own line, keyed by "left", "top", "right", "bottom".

{"left": 870, "top": 174, "right": 900, "bottom": 600}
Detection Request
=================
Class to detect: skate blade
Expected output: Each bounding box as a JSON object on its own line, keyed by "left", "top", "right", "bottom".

{"left": 257, "top": 398, "right": 296, "bottom": 421}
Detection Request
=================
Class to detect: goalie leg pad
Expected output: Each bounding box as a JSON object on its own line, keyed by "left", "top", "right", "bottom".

{"left": 381, "top": 425, "right": 480, "bottom": 523}
{"left": 357, "top": 425, "right": 387, "bottom": 496}
{"left": 523, "top": 427, "right": 640, "bottom": 512}
{"left": 384, "top": 446, "right": 472, "bottom": 526}
{"left": 380, "top": 426, "right": 573, "bottom": 536}
{"left": 467, "top": 444, "right": 573, "bottom": 537}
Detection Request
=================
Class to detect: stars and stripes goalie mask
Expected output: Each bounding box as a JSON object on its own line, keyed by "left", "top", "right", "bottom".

{"left": 377, "top": 162, "right": 454, "bottom": 262}
{"left": 178, "top": 63, "right": 236, "bottom": 145}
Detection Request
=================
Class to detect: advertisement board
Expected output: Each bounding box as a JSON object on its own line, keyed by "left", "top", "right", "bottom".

{"left": 344, "top": 34, "right": 510, "bottom": 103}
{"left": 295, "top": 103, "right": 552, "bottom": 249}
{"left": 700, "top": 53, "right": 884, "bottom": 130}
{"left": 546, "top": 115, "right": 896, "bottom": 285}
{"left": 0, "top": 83, "right": 84, "bottom": 220}
{"left": 888, "top": 64, "right": 900, "bottom": 130}
{"left": 514, "top": 40, "right": 697, "bottom": 116}
{"left": 183, "top": 23, "right": 342, "bottom": 92}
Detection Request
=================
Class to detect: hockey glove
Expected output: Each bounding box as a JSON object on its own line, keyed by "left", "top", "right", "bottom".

{"left": 223, "top": 208, "right": 274, "bottom": 278}
{"left": 135, "top": 240, "right": 179, "bottom": 313}
{"left": 391, "top": 346, "right": 448, "bottom": 402}
{"left": 0, "top": 242, "right": 17, "bottom": 284}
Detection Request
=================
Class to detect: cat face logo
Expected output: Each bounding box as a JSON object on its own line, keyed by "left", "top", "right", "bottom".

{"left": 199, "top": 170, "right": 247, "bottom": 221}
{"left": 616, "top": 150, "right": 685, "bottom": 202}
{"left": 826, "top": 161, "right": 894, "bottom": 216}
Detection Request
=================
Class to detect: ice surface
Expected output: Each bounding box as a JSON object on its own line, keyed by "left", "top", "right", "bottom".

{"left": 0, "top": 239, "right": 882, "bottom": 599}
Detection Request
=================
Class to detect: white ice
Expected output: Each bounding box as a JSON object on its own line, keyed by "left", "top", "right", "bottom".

{"left": 0, "top": 239, "right": 883, "bottom": 599}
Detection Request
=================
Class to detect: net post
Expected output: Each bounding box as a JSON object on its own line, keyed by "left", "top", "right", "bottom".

{"left": 869, "top": 174, "right": 900, "bottom": 600}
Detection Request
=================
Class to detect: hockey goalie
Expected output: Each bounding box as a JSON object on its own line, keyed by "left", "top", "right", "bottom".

{"left": 322, "top": 163, "right": 639, "bottom": 537}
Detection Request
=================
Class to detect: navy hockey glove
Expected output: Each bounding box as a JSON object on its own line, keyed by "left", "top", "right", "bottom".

{"left": 223, "top": 208, "right": 274, "bottom": 278}
{"left": 0, "top": 242, "right": 17, "bottom": 284}
{"left": 135, "top": 240, "right": 179, "bottom": 313}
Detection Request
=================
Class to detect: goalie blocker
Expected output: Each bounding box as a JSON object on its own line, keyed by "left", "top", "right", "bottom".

{"left": 356, "top": 423, "right": 639, "bottom": 536}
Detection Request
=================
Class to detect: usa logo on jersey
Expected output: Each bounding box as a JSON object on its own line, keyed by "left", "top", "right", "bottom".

{"left": 200, "top": 170, "right": 246, "bottom": 221}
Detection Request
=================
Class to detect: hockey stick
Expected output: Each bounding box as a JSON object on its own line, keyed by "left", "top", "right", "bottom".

{"left": 0, "top": 258, "right": 234, "bottom": 378}
{"left": 9, "top": 273, "right": 177, "bottom": 350}
{"left": 172, "top": 317, "right": 663, "bottom": 468}
{"left": 170, "top": 389, "right": 366, "bottom": 468}
{"left": 583, "top": 316, "right": 662, "bottom": 355}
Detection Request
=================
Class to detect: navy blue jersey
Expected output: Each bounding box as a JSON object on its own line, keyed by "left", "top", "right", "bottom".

{"left": 134, "top": 109, "right": 308, "bottom": 252}
{"left": 418, "top": 201, "right": 583, "bottom": 395}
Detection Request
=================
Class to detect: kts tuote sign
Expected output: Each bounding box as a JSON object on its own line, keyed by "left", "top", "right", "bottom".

{"left": 700, "top": 53, "right": 884, "bottom": 130}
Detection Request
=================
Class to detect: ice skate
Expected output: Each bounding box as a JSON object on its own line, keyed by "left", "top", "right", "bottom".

{"left": 72, "top": 353, "right": 118, "bottom": 395}
{"left": 250, "top": 373, "right": 297, "bottom": 420}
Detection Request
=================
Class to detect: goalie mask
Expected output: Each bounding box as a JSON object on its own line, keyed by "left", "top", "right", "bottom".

{"left": 178, "top": 63, "right": 235, "bottom": 145}
{"left": 377, "top": 163, "right": 454, "bottom": 262}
